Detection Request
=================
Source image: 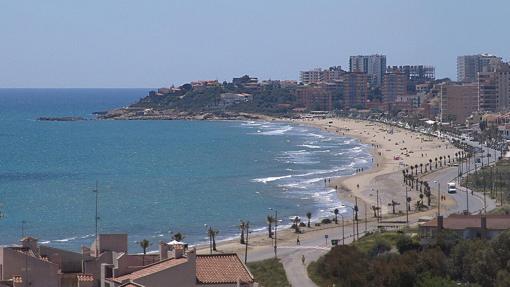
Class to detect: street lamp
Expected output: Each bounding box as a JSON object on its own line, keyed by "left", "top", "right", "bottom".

{"left": 434, "top": 180, "right": 440, "bottom": 216}
{"left": 331, "top": 210, "right": 345, "bottom": 245}
{"left": 268, "top": 208, "right": 278, "bottom": 258}
{"left": 340, "top": 204, "right": 357, "bottom": 241}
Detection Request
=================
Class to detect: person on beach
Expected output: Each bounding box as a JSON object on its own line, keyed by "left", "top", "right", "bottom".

{"left": 297, "top": 235, "right": 301, "bottom": 245}
{"left": 301, "top": 254, "right": 305, "bottom": 265}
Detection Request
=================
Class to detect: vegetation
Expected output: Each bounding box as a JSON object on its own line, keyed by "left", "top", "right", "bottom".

{"left": 134, "top": 81, "right": 299, "bottom": 116}
{"left": 309, "top": 230, "right": 510, "bottom": 287}
{"left": 247, "top": 258, "right": 291, "bottom": 287}
{"left": 464, "top": 160, "right": 510, "bottom": 202}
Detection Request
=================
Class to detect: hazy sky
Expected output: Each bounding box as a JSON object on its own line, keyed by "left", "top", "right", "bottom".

{"left": 1, "top": 0, "right": 508, "bottom": 88}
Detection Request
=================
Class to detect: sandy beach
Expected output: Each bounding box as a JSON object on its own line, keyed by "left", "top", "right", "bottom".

{"left": 196, "top": 116, "right": 462, "bottom": 257}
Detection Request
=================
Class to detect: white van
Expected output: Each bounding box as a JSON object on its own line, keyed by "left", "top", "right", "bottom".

{"left": 447, "top": 182, "right": 457, "bottom": 194}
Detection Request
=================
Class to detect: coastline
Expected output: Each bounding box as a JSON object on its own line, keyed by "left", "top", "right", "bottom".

{"left": 193, "top": 115, "right": 462, "bottom": 257}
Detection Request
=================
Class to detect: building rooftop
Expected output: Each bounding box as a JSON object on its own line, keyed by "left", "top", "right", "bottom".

{"left": 111, "top": 257, "right": 189, "bottom": 283}
{"left": 421, "top": 214, "right": 510, "bottom": 230}
{"left": 196, "top": 254, "right": 254, "bottom": 284}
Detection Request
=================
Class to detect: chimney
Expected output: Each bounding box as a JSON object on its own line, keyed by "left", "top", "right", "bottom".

{"left": 174, "top": 245, "right": 184, "bottom": 259}
{"left": 81, "top": 246, "right": 91, "bottom": 257}
{"left": 481, "top": 216, "right": 487, "bottom": 239}
{"left": 20, "top": 237, "right": 38, "bottom": 253}
{"left": 100, "top": 264, "right": 113, "bottom": 287}
{"left": 159, "top": 242, "right": 169, "bottom": 260}
{"left": 437, "top": 215, "right": 444, "bottom": 231}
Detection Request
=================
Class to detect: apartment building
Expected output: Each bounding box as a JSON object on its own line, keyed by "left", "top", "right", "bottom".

{"left": 349, "top": 55, "right": 386, "bottom": 88}
{"left": 440, "top": 82, "right": 478, "bottom": 123}
{"left": 457, "top": 54, "right": 502, "bottom": 82}
{"left": 342, "top": 72, "right": 369, "bottom": 109}
{"left": 299, "top": 66, "right": 344, "bottom": 85}
{"left": 381, "top": 71, "right": 408, "bottom": 109}
{"left": 295, "top": 82, "right": 341, "bottom": 111}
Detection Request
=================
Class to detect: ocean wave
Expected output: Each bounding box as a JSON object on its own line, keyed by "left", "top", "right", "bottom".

{"left": 308, "top": 133, "right": 325, "bottom": 139}
{"left": 252, "top": 175, "right": 292, "bottom": 184}
{"left": 257, "top": 126, "right": 293, "bottom": 135}
{"left": 54, "top": 237, "right": 77, "bottom": 243}
{"left": 298, "top": 144, "right": 321, "bottom": 149}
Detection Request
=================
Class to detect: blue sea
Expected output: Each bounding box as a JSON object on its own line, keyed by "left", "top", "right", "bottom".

{"left": 0, "top": 89, "right": 372, "bottom": 252}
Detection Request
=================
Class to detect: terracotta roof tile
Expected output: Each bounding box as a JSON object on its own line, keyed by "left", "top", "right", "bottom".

{"left": 196, "top": 254, "right": 254, "bottom": 284}
{"left": 119, "top": 282, "right": 144, "bottom": 287}
{"left": 77, "top": 274, "right": 94, "bottom": 282}
{"left": 112, "top": 257, "right": 188, "bottom": 283}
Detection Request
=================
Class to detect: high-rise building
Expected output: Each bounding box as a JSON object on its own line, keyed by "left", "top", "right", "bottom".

{"left": 387, "top": 65, "right": 435, "bottom": 90}
{"left": 478, "top": 63, "right": 510, "bottom": 112}
{"left": 342, "top": 72, "right": 369, "bottom": 109}
{"left": 440, "top": 82, "right": 478, "bottom": 123}
{"left": 381, "top": 71, "right": 408, "bottom": 109}
{"left": 457, "top": 54, "right": 502, "bottom": 82}
{"left": 349, "top": 55, "right": 386, "bottom": 88}
{"left": 295, "top": 82, "right": 341, "bottom": 111}
{"left": 299, "top": 66, "right": 344, "bottom": 85}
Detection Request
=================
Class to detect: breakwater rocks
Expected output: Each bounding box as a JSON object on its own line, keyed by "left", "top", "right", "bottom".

{"left": 37, "top": 116, "right": 87, "bottom": 122}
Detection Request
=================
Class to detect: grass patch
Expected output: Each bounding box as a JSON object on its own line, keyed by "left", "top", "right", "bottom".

{"left": 489, "top": 204, "right": 510, "bottom": 215}
{"left": 247, "top": 258, "right": 290, "bottom": 287}
{"left": 353, "top": 231, "right": 401, "bottom": 254}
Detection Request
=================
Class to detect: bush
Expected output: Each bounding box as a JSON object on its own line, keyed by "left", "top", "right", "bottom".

{"left": 369, "top": 238, "right": 392, "bottom": 257}
{"left": 396, "top": 234, "right": 420, "bottom": 254}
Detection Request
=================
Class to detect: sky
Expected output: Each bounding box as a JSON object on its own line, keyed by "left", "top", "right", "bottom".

{"left": 1, "top": 0, "right": 509, "bottom": 88}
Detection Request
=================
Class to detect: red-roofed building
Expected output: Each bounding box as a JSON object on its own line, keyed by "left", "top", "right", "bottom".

{"left": 105, "top": 246, "right": 255, "bottom": 287}
{"left": 196, "top": 254, "right": 254, "bottom": 286}
{"left": 420, "top": 214, "right": 510, "bottom": 239}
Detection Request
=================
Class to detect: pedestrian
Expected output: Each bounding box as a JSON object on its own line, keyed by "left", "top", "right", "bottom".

{"left": 301, "top": 254, "right": 305, "bottom": 265}
{"left": 296, "top": 235, "right": 301, "bottom": 245}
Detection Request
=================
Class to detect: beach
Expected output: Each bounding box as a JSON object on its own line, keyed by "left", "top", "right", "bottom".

{"left": 197, "top": 116, "right": 462, "bottom": 257}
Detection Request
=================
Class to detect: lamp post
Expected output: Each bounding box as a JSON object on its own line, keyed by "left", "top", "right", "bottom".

{"left": 268, "top": 208, "right": 277, "bottom": 258}
{"left": 405, "top": 184, "right": 409, "bottom": 224}
{"left": 339, "top": 214, "right": 345, "bottom": 245}
{"left": 434, "top": 181, "right": 440, "bottom": 216}
{"left": 332, "top": 210, "right": 345, "bottom": 245}
{"left": 341, "top": 204, "right": 356, "bottom": 241}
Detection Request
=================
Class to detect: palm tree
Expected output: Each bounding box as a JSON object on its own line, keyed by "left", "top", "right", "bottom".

{"left": 266, "top": 215, "right": 274, "bottom": 238}
{"left": 210, "top": 229, "right": 220, "bottom": 251}
{"left": 239, "top": 220, "right": 246, "bottom": 244}
{"left": 429, "top": 159, "right": 433, "bottom": 170}
{"left": 402, "top": 170, "right": 406, "bottom": 184}
{"left": 414, "top": 164, "right": 418, "bottom": 175}
{"left": 420, "top": 163, "right": 423, "bottom": 174}
{"left": 172, "top": 232, "right": 185, "bottom": 242}
{"left": 371, "top": 205, "right": 380, "bottom": 218}
{"left": 410, "top": 166, "right": 414, "bottom": 178}
{"left": 333, "top": 209, "right": 339, "bottom": 224}
{"left": 139, "top": 239, "right": 150, "bottom": 265}
{"left": 439, "top": 156, "right": 443, "bottom": 167}
{"left": 306, "top": 212, "right": 312, "bottom": 227}
{"left": 292, "top": 216, "right": 301, "bottom": 233}
{"left": 388, "top": 200, "right": 400, "bottom": 214}
{"left": 435, "top": 157, "right": 438, "bottom": 169}
{"left": 448, "top": 155, "right": 451, "bottom": 163}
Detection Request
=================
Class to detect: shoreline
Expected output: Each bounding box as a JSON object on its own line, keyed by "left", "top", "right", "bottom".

{"left": 193, "top": 116, "right": 462, "bottom": 257}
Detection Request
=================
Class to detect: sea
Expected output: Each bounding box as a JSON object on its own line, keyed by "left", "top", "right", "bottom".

{"left": 0, "top": 89, "right": 372, "bottom": 252}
